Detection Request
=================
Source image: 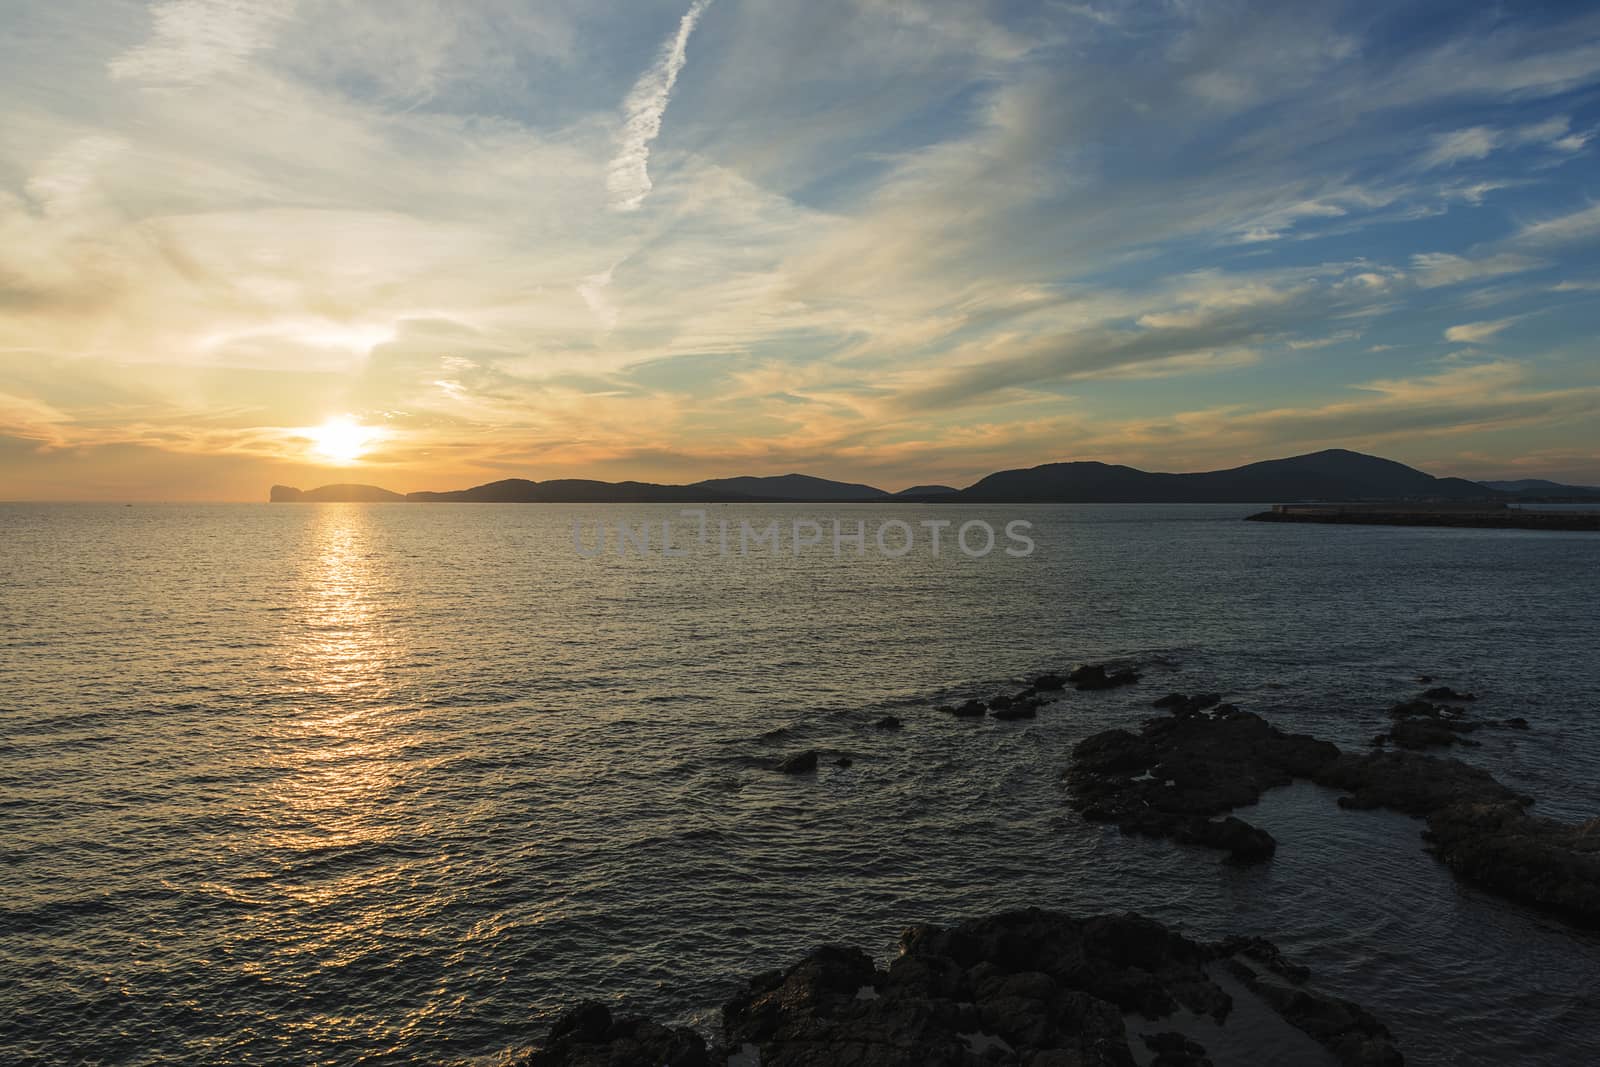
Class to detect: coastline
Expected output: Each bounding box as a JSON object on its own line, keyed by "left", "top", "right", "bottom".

{"left": 523, "top": 908, "right": 1402, "bottom": 1066}
{"left": 519, "top": 672, "right": 1598, "bottom": 1066}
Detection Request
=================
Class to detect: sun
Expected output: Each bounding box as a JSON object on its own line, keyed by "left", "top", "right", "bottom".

{"left": 307, "top": 416, "right": 376, "bottom": 464}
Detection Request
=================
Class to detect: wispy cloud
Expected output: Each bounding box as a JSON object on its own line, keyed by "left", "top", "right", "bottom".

{"left": 1421, "top": 126, "right": 1500, "bottom": 168}
{"left": 606, "top": 0, "right": 713, "bottom": 212}
{"left": 1514, "top": 202, "right": 1600, "bottom": 246}
{"left": 577, "top": 266, "right": 619, "bottom": 332}
{"left": 1419, "top": 116, "right": 1582, "bottom": 169}
{"left": 7, "top": 0, "right": 1600, "bottom": 495}
{"left": 1411, "top": 251, "right": 1544, "bottom": 288}
{"left": 1445, "top": 318, "right": 1516, "bottom": 343}
{"left": 109, "top": 0, "right": 292, "bottom": 85}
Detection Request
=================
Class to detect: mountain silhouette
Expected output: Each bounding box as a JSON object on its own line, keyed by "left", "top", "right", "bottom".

{"left": 956, "top": 449, "right": 1489, "bottom": 503}
{"left": 270, "top": 449, "right": 1505, "bottom": 504}
{"left": 690, "top": 474, "right": 888, "bottom": 500}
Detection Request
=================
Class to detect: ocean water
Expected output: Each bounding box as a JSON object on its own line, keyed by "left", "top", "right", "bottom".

{"left": 2, "top": 502, "right": 1598, "bottom": 1066}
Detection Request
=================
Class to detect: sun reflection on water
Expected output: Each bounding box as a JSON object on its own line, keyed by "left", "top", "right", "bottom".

{"left": 251, "top": 504, "right": 423, "bottom": 917}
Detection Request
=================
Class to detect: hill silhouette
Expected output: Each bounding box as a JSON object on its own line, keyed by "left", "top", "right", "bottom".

{"left": 270, "top": 449, "right": 1506, "bottom": 504}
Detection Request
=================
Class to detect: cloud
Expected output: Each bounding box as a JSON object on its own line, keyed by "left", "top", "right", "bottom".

{"left": 8, "top": 0, "right": 1600, "bottom": 496}
{"left": 1421, "top": 126, "right": 1500, "bottom": 168}
{"left": 1514, "top": 202, "right": 1600, "bottom": 246}
{"left": 110, "top": 0, "right": 293, "bottom": 85}
{"left": 896, "top": 267, "right": 1393, "bottom": 409}
{"left": 577, "top": 266, "right": 619, "bottom": 332}
{"left": 1418, "top": 115, "right": 1579, "bottom": 169}
{"left": 1444, "top": 318, "right": 1516, "bottom": 343}
{"left": 606, "top": 0, "right": 713, "bottom": 212}
{"left": 1410, "top": 252, "right": 1544, "bottom": 288}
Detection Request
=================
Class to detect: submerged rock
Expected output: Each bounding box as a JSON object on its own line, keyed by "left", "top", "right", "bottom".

{"left": 776, "top": 750, "right": 819, "bottom": 774}
{"left": 992, "top": 696, "right": 1043, "bottom": 721}
{"left": 1151, "top": 693, "right": 1224, "bottom": 715}
{"left": 1421, "top": 686, "right": 1476, "bottom": 702}
{"left": 1379, "top": 705, "right": 1481, "bottom": 750}
{"left": 1070, "top": 664, "right": 1142, "bottom": 691}
{"left": 950, "top": 699, "right": 988, "bottom": 718}
{"left": 874, "top": 714, "right": 903, "bottom": 730}
{"left": 1375, "top": 694, "right": 1529, "bottom": 750}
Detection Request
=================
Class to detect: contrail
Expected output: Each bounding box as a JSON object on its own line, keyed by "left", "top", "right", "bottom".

{"left": 607, "top": 0, "right": 713, "bottom": 212}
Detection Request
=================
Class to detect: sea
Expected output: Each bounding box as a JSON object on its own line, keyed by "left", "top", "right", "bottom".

{"left": 2, "top": 502, "right": 1598, "bottom": 1065}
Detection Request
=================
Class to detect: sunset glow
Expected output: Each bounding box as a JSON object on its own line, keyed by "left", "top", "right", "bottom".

{"left": 1, "top": 1, "right": 1599, "bottom": 501}
{"left": 306, "top": 418, "right": 376, "bottom": 465}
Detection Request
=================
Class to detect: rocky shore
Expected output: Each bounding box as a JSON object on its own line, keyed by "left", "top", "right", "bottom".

{"left": 521, "top": 664, "right": 1596, "bottom": 1067}
{"left": 1068, "top": 691, "right": 1600, "bottom": 927}
{"left": 522, "top": 908, "right": 1403, "bottom": 1066}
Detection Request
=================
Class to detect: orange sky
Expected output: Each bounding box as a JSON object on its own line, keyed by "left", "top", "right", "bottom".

{"left": 5, "top": 1, "right": 1600, "bottom": 500}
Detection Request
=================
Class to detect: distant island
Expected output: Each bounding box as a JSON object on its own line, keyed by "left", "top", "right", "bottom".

{"left": 270, "top": 448, "right": 1600, "bottom": 505}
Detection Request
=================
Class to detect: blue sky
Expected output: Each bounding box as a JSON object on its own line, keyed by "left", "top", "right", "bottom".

{"left": 2, "top": 0, "right": 1600, "bottom": 498}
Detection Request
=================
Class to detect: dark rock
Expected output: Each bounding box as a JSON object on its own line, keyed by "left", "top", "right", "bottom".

{"left": 1226, "top": 961, "right": 1403, "bottom": 1067}
{"left": 1032, "top": 672, "right": 1066, "bottom": 690}
{"left": 835, "top": 756, "right": 854, "bottom": 768}
{"left": 1067, "top": 707, "right": 1338, "bottom": 865}
{"left": 1423, "top": 803, "right": 1600, "bottom": 927}
{"left": 874, "top": 715, "right": 903, "bottom": 730}
{"left": 1213, "top": 936, "right": 1310, "bottom": 984}
{"left": 988, "top": 693, "right": 1013, "bottom": 710}
{"left": 777, "top": 751, "right": 819, "bottom": 774}
{"left": 1153, "top": 693, "right": 1227, "bottom": 715}
{"left": 1071, "top": 665, "right": 1142, "bottom": 691}
{"left": 1382, "top": 717, "right": 1479, "bottom": 750}
{"left": 523, "top": 1000, "right": 709, "bottom": 1067}
{"left": 1388, "top": 699, "right": 1437, "bottom": 719}
{"left": 991, "top": 699, "right": 1039, "bottom": 721}
{"left": 1310, "top": 750, "right": 1598, "bottom": 926}
{"left": 1313, "top": 750, "right": 1526, "bottom": 816}
{"left": 719, "top": 908, "right": 1400, "bottom": 1067}
{"left": 1500, "top": 716, "right": 1530, "bottom": 730}
{"left": 1144, "top": 1031, "right": 1213, "bottom": 1066}
{"left": 1421, "top": 686, "right": 1475, "bottom": 702}
{"left": 531, "top": 909, "right": 1406, "bottom": 1067}
{"left": 1377, "top": 699, "right": 1496, "bottom": 749}
{"left": 1174, "top": 816, "right": 1277, "bottom": 864}
{"left": 1073, "top": 699, "right": 1593, "bottom": 921}
{"left": 550, "top": 1001, "right": 611, "bottom": 1044}
{"left": 950, "top": 699, "right": 988, "bottom": 718}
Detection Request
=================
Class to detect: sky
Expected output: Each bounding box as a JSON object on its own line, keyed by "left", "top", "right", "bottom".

{"left": 3, "top": 0, "right": 1600, "bottom": 500}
